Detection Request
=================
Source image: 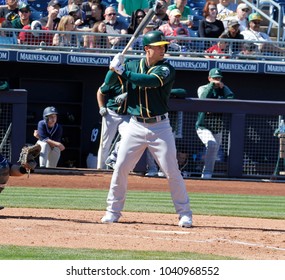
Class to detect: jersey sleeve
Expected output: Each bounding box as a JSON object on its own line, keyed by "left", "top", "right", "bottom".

{"left": 122, "top": 63, "right": 175, "bottom": 88}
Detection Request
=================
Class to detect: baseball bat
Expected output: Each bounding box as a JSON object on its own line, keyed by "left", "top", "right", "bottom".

{"left": 121, "top": 1, "right": 160, "bottom": 55}
{"left": 0, "top": 122, "right": 12, "bottom": 152}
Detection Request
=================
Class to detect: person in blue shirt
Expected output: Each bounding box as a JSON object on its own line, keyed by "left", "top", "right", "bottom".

{"left": 34, "top": 106, "right": 65, "bottom": 168}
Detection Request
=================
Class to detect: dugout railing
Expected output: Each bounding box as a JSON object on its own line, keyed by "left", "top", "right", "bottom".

{"left": 169, "top": 98, "right": 285, "bottom": 179}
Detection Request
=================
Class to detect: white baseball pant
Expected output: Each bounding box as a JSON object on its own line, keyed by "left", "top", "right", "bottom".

{"left": 196, "top": 128, "right": 222, "bottom": 177}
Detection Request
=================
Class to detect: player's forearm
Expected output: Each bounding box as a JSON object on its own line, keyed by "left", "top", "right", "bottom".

{"left": 97, "top": 88, "right": 105, "bottom": 108}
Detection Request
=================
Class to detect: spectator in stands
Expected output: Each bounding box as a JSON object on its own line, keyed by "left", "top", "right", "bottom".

{"left": 221, "top": 19, "right": 244, "bottom": 54}
{"left": 198, "top": 1, "right": 224, "bottom": 48}
{"left": 241, "top": 13, "right": 285, "bottom": 56}
{"left": 216, "top": 0, "right": 237, "bottom": 24}
{"left": 127, "top": 9, "right": 145, "bottom": 34}
{"left": 82, "top": 1, "right": 104, "bottom": 27}
{"left": 159, "top": 8, "right": 189, "bottom": 37}
{"left": 167, "top": 0, "right": 193, "bottom": 27}
{"left": 159, "top": 9, "right": 190, "bottom": 54}
{"left": 52, "top": 15, "right": 78, "bottom": 47}
{"left": 83, "top": 20, "right": 109, "bottom": 50}
{"left": 0, "top": 19, "right": 17, "bottom": 44}
{"left": 11, "top": 2, "right": 32, "bottom": 28}
{"left": 57, "top": 0, "right": 84, "bottom": 19}
{"left": 196, "top": 68, "right": 235, "bottom": 179}
{"left": 81, "top": 0, "right": 104, "bottom": 27}
{"left": 69, "top": 4, "right": 84, "bottom": 28}
{"left": 103, "top": 6, "right": 128, "bottom": 49}
{"left": 234, "top": 3, "right": 250, "bottom": 32}
{"left": 151, "top": 0, "right": 169, "bottom": 30}
{"left": 39, "top": 0, "right": 61, "bottom": 30}
{"left": 238, "top": 42, "right": 258, "bottom": 59}
{"left": 19, "top": 20, "right": 53, "bottom": 46}
{"left": 0, "top": 0, "right": 18, "bottom": 25}
{"left": 205, "top": 33, "right": 229, "bottom": 59}
{"left": 117, "top": 0, "right": 148, "bottom": 20}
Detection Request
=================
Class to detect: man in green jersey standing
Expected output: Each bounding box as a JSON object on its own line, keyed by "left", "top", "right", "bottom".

{"left": 101, "top": 30, "right": 192, "bottom": 227}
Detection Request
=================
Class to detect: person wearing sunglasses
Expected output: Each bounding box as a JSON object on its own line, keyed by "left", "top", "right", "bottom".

{"left": 127, "top": 9, "right": 145, "bottom": 34}
{"left": 234, "top": 3, "right": 250, "bottom": 32}
{"left": 198, "top": 1, "right": 224, "bottom": 49}
{"left": 241, "top": 13, "right": 285, "bottom": 56}
{"left": 11, "top": 3, "right": 32, "bottom": 29}
{"left": 103, "top": 6, "right": 128, "bottom": 49}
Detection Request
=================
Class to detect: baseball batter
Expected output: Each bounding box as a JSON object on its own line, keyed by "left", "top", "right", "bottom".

{"left": 35, "top": 106, "right": 65, "bottom": 168}
{"left": 97, "top": 76, "right": 130, "bottom": 169}
{"left": 196, "top": 68, "right": 235, "bottom": 179}
{"left": 101, "top": 30, "right": 192, "bottom": 228}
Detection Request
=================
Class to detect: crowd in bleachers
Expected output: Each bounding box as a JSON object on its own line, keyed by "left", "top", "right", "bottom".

{"left": 0, "top": 0, "right": 284, "bottom": 59}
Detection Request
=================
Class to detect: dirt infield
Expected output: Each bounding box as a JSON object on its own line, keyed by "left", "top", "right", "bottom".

{"left": 1, "top": 172, "right": 285, "bottom": 260}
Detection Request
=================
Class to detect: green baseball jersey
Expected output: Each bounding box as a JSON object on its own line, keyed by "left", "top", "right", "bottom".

{"left": 121, "top": 58, "right": 176, "bottom": 117}
{"left": 196, "top": 82, "right": 235, "bottom": 132}
{"left": 100, "top": 75, "right": 128, "bottom": 115}
{"left": 11, "top": 18, "right": 31, "bottom": 29}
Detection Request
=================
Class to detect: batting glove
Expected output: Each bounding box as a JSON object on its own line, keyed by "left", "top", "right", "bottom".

{"left": 99, "top": 106, "right": 108, "bottom": 116}
{"left": 110, "top": 53, "right": 125, "bottom": 75}
{"left": 114, "top": 92, "right": 128, "bottom": 104}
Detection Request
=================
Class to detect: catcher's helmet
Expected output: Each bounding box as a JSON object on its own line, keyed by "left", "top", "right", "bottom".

{"left": 0, "top": 157, "right": 9, "bottom": 186}
{"left": 142, "top": 30, "right": 169, "bottom": 48}
{"left": 43, "top": 106, "right": 58, "bottom": 120}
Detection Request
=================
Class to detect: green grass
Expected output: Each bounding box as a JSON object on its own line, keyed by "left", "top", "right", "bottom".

{"left": 0, "top": 186, "right": 284, "bottom": 260}
{"left": 0, "top": 245, "right": 236, "bottom": 260}
{"left": 1, "top": 187, "right": 284, "bottom": 219}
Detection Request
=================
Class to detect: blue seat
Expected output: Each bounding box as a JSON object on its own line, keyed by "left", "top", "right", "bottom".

{"left": 188, "top": 28, "right": 205, "bottom": 51}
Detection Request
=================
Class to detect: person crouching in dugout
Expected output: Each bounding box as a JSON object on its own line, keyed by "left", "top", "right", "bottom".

{"left": 0, "top": 154, "right": 28, "bottom": 210}
{"left": 34, "top": 106, "right": 65, "bottom": 168}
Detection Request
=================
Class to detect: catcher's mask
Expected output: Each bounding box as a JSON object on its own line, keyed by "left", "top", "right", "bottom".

{"left": 43, "top": 106, "right": 58, "bottom": 122}
{"left": 0, "top": 157, "right": 9, "bottom": 187}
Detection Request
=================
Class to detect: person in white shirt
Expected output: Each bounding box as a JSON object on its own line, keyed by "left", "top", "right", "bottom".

{"left": 241, "top": 13, "right": 285, "bottom": 55}
{"left": 235, "top": 3, "right": 250, "bottom": 32}
{"left": 217, "top": 0, "right": 236, "bottom": 22}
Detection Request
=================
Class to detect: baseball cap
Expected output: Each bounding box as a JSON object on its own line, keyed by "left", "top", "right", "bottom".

{"left": 209, "top": 68, "right": 223, "bottom": 78}
{"left": 170, "top": 9, "right": 181, "bottom": 17}
{"left": 173, "top": 27, "right": 188, "bottom": 36}
{"left": 31, "top": 20, "right": 42, "bottom": 37}
{"left": 19, "top": 3, "right": 31, "bottom": 11}
{"left": 48, "top": 0, "right": 62, "bottom": 7}
{"left": 227, "top": 19, "right": 240, "bottom": 28}
{"left": 69, "top": 4, "right": 80, "bottom": 14}
{"left": 248, "top": 13, "right": 262, "bottom": 22}
{"left": 237, "top": 3, "right": 249, "bottom": 11}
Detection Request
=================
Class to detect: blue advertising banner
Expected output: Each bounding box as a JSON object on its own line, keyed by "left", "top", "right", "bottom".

{"left": 2, "top": 49, "right": 285, "bottom": 75}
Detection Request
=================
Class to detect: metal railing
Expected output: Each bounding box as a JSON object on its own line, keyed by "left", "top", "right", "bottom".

{"left": 1, "top": 28, "right": 285, "bottom": 62}
{"left": 169, "top": 98, "right": 285, "bottom": 179}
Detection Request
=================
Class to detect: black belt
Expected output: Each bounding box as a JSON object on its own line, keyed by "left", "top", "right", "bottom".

{"left": 133, "top": 114, "right": 167, "bottom": 124}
